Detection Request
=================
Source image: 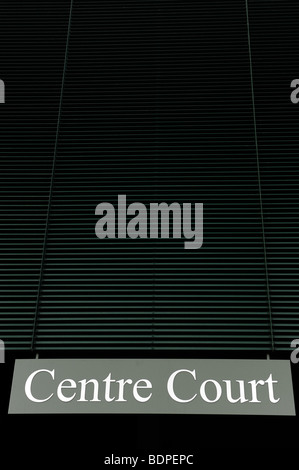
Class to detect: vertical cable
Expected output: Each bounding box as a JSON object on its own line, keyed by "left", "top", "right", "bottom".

{"left": 31, "top": 0, "right": 74, "bottom": 351}
{"left": 245, "top": 0, "right": 274, "bottom": 352}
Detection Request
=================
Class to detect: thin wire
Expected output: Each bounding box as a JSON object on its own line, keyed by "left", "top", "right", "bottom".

{"left": 31, "top": 0, "right": 74, "bottom": 351}
{"left": 245, "top": 0, "right": 274, "bottom": 352}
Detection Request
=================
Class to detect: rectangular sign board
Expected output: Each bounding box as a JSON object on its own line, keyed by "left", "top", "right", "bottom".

{"left": 8, "top": 359, "right": 295, "bottom": 415}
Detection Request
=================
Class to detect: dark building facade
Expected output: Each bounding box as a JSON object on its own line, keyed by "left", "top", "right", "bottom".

{"left": 0, "top": 0, "right": 298, "bottom": 460}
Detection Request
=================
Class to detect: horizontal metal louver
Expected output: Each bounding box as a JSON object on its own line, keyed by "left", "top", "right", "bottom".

{"left": 249, "top": 2, "right": 299, "bottom": 350}
{"left": 0, "top": 1, "right": 298, "bottom": 353}
{"left": 35, "top": 0, "right": 271, "bottom": 351}
{"left": 0, "top": 2, "right": 71, "bottom": 350}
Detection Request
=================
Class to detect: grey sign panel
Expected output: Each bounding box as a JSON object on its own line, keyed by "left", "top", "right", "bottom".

{"left": 0, "top": 340, "right": 4, "bottom": 363}
{"left": 8, "top": 359, "right": 295, "bottom": 415}
{"left": 0, "top": 79, "right": 4, "bottom": 103}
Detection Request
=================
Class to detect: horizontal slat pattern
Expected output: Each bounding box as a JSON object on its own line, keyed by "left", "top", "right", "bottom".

{"left": 0, "top": 2, "right": 71, "bottom": 349}
{"left": 0, "top": 1, "right": 298, "bottom": 353}
{"left": 35, "top": 0, "right": 272, "bottom": 350}
{"left": 249, "top": 1, "right": 299, "bottom": 350}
